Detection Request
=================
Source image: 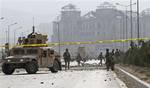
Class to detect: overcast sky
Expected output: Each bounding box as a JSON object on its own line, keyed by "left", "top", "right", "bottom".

{"left": 1, "top": 0, "right": 150, "bottom": 24}
{"left": 0, "top": 0, "right": 150, "bottom": 44}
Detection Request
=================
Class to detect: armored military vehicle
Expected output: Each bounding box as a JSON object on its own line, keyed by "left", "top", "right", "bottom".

{"left": 2, "top": 26, "right": 62, "bottom": 75}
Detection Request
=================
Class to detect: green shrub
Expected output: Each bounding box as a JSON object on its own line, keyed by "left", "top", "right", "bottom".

{"left": 121, "top": 41, "right": 150, "bottom": 67}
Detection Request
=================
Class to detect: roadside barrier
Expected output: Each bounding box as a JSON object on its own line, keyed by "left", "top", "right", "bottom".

{"left": 116, "top": 67, "right": 150, "bottom": 88}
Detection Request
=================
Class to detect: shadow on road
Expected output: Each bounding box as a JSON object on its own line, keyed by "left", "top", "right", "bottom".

{"left": 0, "top": 71, "right": 50, "bottom": 76}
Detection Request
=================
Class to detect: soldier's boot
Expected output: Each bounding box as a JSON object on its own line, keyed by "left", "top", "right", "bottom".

{"left": 100, "top": 60, "right": 102, "bottom": 66}
{"left": 111, "top": 64, "right": 114, "bottom": 71}
{"left": 68, "top": 62, "right": 70, "bottom": 70}
{"left": 65, "top": 62, "right": 67, "bottom": 70}
{"left": 68, "top": 65, "right": 69, "bottom": 70}
{"left": 65, "top": 65, "right": 67, "bottom": 70}
{"left": 106, "top": 64, "right": 109, "bottom": 71}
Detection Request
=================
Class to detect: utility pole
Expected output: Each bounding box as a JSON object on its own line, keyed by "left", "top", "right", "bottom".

{"left": 57, "top": 22, "right": 61, "bottom": 55}
{"left": 130, "top": 0, "right": 133, "bottom": 40}
{"left": 123, "top": 14, "right": 125, "bottom": 51}
{"left": 5, "top": 30, "right": 8, "bottom": 43}
{"left": 8, "top": 22, "right": 17, "bottom": 45}
{"left": 116, "top": 2, "right": 136, "bottom": 50}
{"left": 14, "top": 27, "right": 22, "bottom": 45}
{"left": 125, "top": 7, "right": 128, "bottom": 48}
{"left": 137, "top": 0, "right": 140, "bottom": 46}
{"left": 8, "top": 26, "right": 10, "bottom": 44}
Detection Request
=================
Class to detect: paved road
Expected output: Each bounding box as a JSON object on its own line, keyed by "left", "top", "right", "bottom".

{"left": 0, "top": 69, "right": 127, "bottom": 88}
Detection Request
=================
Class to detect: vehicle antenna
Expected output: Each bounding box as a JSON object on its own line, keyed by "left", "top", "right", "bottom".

{"left": 32, "top": 17, "right": 35, "bottom": 33}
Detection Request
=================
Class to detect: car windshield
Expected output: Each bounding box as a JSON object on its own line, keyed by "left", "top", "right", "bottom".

{"left": 13, "top": 49, "right": 25, "bottom": 55}
{"left": 27, "top": 49, "right": 38, "bottom": 54}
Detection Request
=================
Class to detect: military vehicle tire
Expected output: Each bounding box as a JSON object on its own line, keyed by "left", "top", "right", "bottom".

{"left": 50, "top": 60, "right": 59, "bottom": 73}
{"left": 25, "top": 61, "right": 38, "bottom": 74}
{"left": 2, "top": 63, "right": 15, "bottom": 75}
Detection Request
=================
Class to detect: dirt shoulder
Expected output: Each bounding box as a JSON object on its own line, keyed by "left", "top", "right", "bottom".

{"left": 117, "top": 64, "right": 150, "bottom": 84}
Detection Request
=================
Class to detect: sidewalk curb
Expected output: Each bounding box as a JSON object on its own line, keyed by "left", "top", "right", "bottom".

{"left": 116, "top": 67, "right": 150, "bottom": 88}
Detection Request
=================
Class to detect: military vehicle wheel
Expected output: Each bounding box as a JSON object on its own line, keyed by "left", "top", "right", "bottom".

{"left": 25, "top": 61, "right": 38, "bottom": 74}
{"left": 50, "top": 60, "right": 59, "bottom": 73}
{"left": 2, "top": 63, "right": 15, "bottom": 75}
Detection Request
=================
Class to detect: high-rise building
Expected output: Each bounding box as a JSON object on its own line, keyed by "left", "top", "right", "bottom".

{"left": 52, "top": 2, "right": 150, "bottom": 56}
{"left": 37, "top": 23, "right": 52, "bottom": 41}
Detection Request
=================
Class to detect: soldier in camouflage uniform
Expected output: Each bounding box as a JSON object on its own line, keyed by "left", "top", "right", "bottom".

{"left": 114, "top": 49, "right": 120, "bottom": 63}
{"left": 98, "top": 52, "right": 104, "bottom": 66}
{"left": 105, "top": 49, "right": 110, "bottom": 71}
{"left": 17, "top": 37, "right": 22, "bottom": 45}
{"left": 111, "top": 49, "right": 115, "bottom": 56}
{"left": 105, "top": 49, "right": 115, "bottom": 71}
{"left": 76, "top": 53, "right": 82, "bottom": 66}
{"left": 110, "top": 49, "right": 115, "bottom": 71}
{"left": 63, "top": 48, "right": 71, "bottom": 70}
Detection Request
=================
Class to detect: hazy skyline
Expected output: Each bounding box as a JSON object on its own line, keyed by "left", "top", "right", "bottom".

{"left": 2, "top": 0, "right": 150, "bottom": 24}
{"left": 0, "top": 0, "right": 150, "bottom": 44}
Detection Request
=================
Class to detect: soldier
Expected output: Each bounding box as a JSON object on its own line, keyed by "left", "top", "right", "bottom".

{"left": 111, "top": 49, "right": 115, "bottom": 56}
{"left": 115, "top": 49, "right": 120, "bottom": 62}
{"left": 115, "top": 49, "right": 120, "bottom": 59}
{"left": 76, "top": 53, "right": 82, "bottom": 66}
{"left": 97, "top": 52, "right": 104, "bottom": 66}
{"left": 110, "top": 49, "right": 115, "bottom": 71}
{"left": 5, "top": 43, "right": 10, "bottom": 56}
{"left": 17, "top": 37, "right": 22, "bottom": 45}
{"left": 105, "top": 49, "right": 111, "bottom": 71}
{"left": 105, "top": 49, "right": 115, "bottom": 71}
{"left": 63, "top": 48, "right": 71, "bottom": 70}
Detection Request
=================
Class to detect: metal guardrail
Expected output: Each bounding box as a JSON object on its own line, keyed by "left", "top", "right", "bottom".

{"left": 116, "top": 67, "right": 150, "bottom": 88}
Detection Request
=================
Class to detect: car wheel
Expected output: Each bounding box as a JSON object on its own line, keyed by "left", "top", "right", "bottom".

{"left": 50, "top": 60, "right": 59, "bottom": 73}
{"left": 2, "top": 63, "right": 15, "bottom": 75}
{"left": 25, "top": 61, "right": 38, "bottom": 74}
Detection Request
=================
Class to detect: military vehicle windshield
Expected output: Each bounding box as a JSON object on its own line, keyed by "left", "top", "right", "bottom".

{"left": 13, "top": 49, "right": 25, "bottom": 55}
{"left": 26, "top": 49, "right": 38, "bottom": 55}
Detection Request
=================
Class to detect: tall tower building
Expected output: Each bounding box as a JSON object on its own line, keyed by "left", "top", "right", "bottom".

{"left": 52, "top": 4, "right": 81, "bottom": 55}
{"left": 60, "top": 4, "right": 81, "bottom": 42}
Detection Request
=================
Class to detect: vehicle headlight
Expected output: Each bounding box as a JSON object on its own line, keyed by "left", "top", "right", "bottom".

{"left": 20, "top": 59, "right": 24, "bottom": 62}
{"left": 7, "top": 59, "right": 11, "bottom": 62}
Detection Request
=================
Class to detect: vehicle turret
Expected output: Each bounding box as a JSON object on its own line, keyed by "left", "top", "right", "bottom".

{"left": 17, "top": 26, "right": 48, "bottom": 46}
{"left": 24, "top": 25, "right": 48, "bottom": 44}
